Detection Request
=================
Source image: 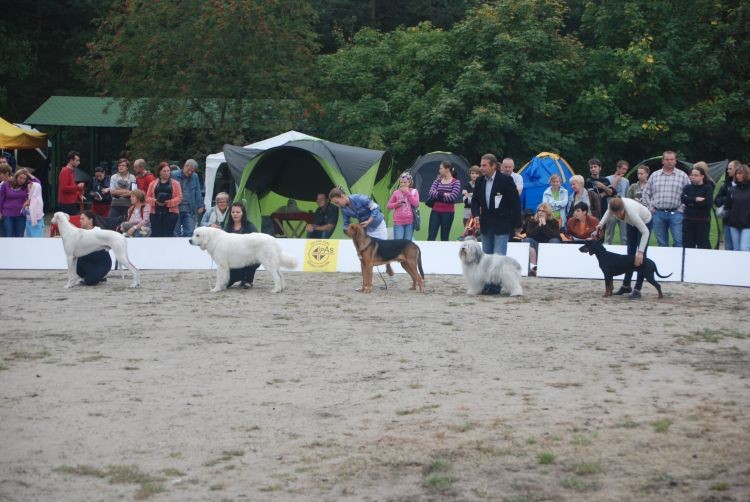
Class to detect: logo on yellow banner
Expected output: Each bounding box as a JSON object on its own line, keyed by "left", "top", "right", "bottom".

{"left": 304, "top": 239, "right": 339, "bottom": 272}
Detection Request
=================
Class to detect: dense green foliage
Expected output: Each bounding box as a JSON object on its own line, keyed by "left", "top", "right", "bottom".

{"left": 2, "top": 0, "right": 748, "bottom": 171}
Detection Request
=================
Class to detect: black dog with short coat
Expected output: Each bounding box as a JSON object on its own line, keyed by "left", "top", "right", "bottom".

{"left": 579, "top": 240, "right": 671, "bottom": 298}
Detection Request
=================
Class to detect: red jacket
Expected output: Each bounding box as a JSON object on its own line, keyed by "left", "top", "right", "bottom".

{"left": 58, "top": 165, "right": 81, "bottom": 205}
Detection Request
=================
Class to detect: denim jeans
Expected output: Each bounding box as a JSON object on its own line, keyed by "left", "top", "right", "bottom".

{"left": 427, "top": 211, "right": 454, "bottom": 241}
{"left": 175, "top": 210, "right": 196, "bottom": 237}
{"left": 729, "top": 226, "right": 750, "bottom": 251}
{"left": 393, "top": 223, "right": 414, "bottom": 240}
{"left": 723, "top": 223, "right": 734, "bottom": 250}
{"left": 2, "top": 216, "right": 26, "bottom": 237}
{"left": 25, "top": 218, "right": 45, "bottom": 237}
{"left": 481, "top": 232, "right": 510, "bottom": 256}
{"left": 651, "top": 210, "right": 683, "bottom": 247}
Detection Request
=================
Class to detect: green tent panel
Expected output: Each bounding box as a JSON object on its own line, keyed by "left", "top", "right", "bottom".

{"left": 223, "top": 138, "right": 393, "bottom": 238}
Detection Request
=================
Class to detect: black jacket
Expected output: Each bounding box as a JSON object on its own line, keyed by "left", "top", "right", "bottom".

{"left": 470, "top": 172, "right": 522, "bottom": 236}
{"left": 726, "top": 182, "right": 750, "bottom": 229}
{"left": 681, "top": 183, "right": 713, "bottom": 221}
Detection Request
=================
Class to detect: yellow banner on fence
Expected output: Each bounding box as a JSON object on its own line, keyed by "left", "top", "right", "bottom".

{"left": 303, "top": 239, "right": 339, "bottom": 272}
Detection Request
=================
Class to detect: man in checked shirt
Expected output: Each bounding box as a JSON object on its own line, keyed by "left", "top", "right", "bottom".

{"left": 642, "top": 150, "right": 690, "bottom": 247}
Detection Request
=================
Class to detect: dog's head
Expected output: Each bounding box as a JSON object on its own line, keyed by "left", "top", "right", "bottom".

{"left": 578, "top": 239, "right": 604, "bottom": 256}
{"left": 189, "top": 227, "right": 210, "bottom": 250}
{"left": 346, "top": 224, "right": 364, "bottom": 239}
{"left": 459, "top": 238, "right": 483, "bottom": 265}
{"left": 51, "top": 212, "right": 69, "bottom": 226}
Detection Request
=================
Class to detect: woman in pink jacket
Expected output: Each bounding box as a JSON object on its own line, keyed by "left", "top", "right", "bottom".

{"left": 387, "top": 172, "right": 420, "bottom": 240}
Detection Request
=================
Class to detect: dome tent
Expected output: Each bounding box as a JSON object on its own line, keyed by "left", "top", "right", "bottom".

{"left": 400, "top": 151, "right": 471, "bottom": 240}
{"left": 518, "top": 152, "right": 575, "bottom": 211}
{"left": 223, "top": 138, "right": 393, "bottom": 237}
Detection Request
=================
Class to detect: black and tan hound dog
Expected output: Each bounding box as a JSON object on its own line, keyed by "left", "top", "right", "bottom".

{"left": 347, "top": 224, "right": 424, "bottom": 293}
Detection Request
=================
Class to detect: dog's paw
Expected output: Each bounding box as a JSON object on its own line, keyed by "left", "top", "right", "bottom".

{"left": 210, "top": 287, "right": 221, "bottom": 293}
{"left": 129, "top": 283, "right": 140, "bottom": 288}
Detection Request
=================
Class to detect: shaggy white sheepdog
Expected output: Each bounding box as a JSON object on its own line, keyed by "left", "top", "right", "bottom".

{"left": 458, "top": 239, "right": 523, "bottom": 296}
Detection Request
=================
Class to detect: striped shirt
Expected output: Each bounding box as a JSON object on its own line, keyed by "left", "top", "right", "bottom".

{"left": 428, "top": 177, "right": 461, "bottom": 213}
{"left": 642, "top": 168, "right": 689, "bottom": 212}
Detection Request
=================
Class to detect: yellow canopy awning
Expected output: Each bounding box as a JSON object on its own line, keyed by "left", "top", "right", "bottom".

{"left": 0, "top": 116, "right": 47, "bottom": 149}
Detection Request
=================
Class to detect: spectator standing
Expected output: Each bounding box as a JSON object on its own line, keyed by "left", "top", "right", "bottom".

{"left": 88, "top": 166, "right": 111, "bottom": 217}
{"left": 584, "top": 158, "right": 614, "bottom": 216}
{"left": 200, "top": 192, "right": 231, "bottom": 228}
{"left": 306, "top": 192, "right": 339, "bottom": 239}
{"left": 715, "top": 160, "right": 738, "bottom": 250}
{"left": 329, "top": 188, "right": 387, "bottom": 239}
{"left": 627, "top": 165, "right": 650, "bottom": 205}
{"left": 542, "top": 174, "right": 568, "bottom": 224}
{"left": 387, "top": 173, "right": 419, "bottom": 240}
{"left": 109, "top": 158, "right": 136, "bottom": 221}
{"left": 58, "top": 150, "right": 84, "bottom": 215}
{"left": 642, "top": 150, "right": 690, "bottom": 247}
{"left": 147, "top": 162, "right": 182, "bottom": 237}
{"left": 500, "top": 157, "right": 524, "bottom": 195}
{"left": 133, "top": 159, "right": 156, "bottom": 193}
{"left": 724, "top": 163, "right": 750, "bottom": 251}
{"left": 681, "top": 165, "right": 713, "bottom": 249}
{"left": 605, "top": 160, "right": 631, "bottom": 244}
{"left": 565, "top": 174, "right": 592, "bottom": 218}
{"left": 462, "top": 166, "right": 480, "bottom": 226}
{"left": 223, "top": 202, "right": 259, "bottom": 289}
{"left": 595, "top": 197, "right": 652, "bottom": 298}
{"left": 23, "top": 169, "right": 45, "bottom": 237}
{"left": 0, "top": 169, "right": 31, "bottom": 237}
{"left": 427, "top": 160, "right": 461, "bottom": 241}
{"left": 172, "top": 159, "right": 205, "bottom": 237}
{"left": 0, "top": 162, "right": 11, "bottom": 237}
{"left": 121, "top": 189, "right": 151, "bottom": 237}
{"left": 471, "top": 153, "right": 522, "bottom": 255}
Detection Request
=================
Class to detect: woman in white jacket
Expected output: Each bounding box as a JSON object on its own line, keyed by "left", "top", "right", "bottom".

{"left": 542, "top": 174, "right": 569, "bottom": 226}
{"left": 23, "top": 170, "right": 45, "bottom": 237}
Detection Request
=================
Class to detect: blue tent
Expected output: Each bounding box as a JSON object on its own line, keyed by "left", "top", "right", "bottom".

{"left": 518, "top": 152, "right": 576, "bottom": 210}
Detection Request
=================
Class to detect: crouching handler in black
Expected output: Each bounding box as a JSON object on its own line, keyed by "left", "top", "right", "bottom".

{"left": 75, "top": 210, "right": 113, "bottom": 286}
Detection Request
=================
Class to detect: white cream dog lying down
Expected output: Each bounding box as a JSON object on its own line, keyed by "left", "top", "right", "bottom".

{"left": 51, "top": 211, "right": 140, "bottom": 288}
{"left": 189, "top": 226, "right": 297, "bottom": 293}
{"left": 459, "top": 239, "right": 523, "bottom": 296}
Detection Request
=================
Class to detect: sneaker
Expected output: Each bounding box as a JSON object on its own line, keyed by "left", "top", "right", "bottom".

{"left": 614, "top": 286, "right": 632, "bottom": 295}
{"left": 241, "top": 282, "right": 253, "bottom": 289}
{"left": 629, "top": 289, "right": 641, "bottom": 299}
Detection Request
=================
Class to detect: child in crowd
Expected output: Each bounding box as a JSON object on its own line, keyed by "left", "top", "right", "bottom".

{"left": 462, "top": 166, "right": 481, "bottom": 226}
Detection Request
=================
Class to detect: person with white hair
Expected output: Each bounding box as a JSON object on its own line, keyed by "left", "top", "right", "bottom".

{"left": 171, "top": 159, "right": 205, "bottom": 237}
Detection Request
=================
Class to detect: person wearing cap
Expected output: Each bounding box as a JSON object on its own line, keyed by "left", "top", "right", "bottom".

{"left": 387, "top": 172, "right": 419, "bottom": 240}
{"left": 88, "top": 166, "right": 112, "bottom": 217}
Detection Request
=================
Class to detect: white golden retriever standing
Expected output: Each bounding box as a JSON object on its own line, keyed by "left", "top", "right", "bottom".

{"left": 51, "top": 211, "right": 140, "bottom": 288}
{"left": 458, "top": 239, "right": 523, "bottom": 296}
{"left": 189, "top": 226, "right": 297, "bottom": 293}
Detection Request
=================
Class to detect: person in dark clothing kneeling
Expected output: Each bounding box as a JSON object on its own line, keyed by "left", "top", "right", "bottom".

{"left": 76, "top": 210, "right": 112, "bottom": 286}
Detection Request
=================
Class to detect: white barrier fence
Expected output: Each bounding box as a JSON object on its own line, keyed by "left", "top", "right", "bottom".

{"left": 0, "top": 238, "right": 747, "bottom": 287}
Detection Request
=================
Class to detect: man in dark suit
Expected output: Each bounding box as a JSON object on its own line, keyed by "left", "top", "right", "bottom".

{"left": 471, "top": 153, "right": 522, "bottom": 255}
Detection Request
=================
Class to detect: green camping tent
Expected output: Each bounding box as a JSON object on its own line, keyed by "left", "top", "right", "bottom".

{"left": 223, "top": 139, "right": 393, "bottom": 237}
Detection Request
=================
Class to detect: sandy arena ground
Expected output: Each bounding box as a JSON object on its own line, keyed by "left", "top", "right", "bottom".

{"left": 0, "top": 269, "right": 748, "bottom": 501}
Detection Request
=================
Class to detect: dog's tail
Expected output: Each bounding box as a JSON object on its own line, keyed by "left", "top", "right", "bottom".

{"left": 280, "top": 252, "right": 298, "bottom": 269}
{"left": 654, "top": 266, "right": 672, "bottom": 279}
{"left": 417, "top": 248, "right": 424, "bottom": 278}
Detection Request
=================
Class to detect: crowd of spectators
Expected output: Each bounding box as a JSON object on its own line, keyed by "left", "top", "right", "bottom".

{"left": 1, "top": 149, "right": 748, "bottom": 257}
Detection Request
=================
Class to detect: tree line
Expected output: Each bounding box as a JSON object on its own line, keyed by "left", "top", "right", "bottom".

{"left": 2, "top": 0, "right": 748, "bottom": 173}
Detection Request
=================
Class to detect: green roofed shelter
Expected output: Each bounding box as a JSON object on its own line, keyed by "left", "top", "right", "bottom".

{"left": 25, "top": 96, "right": 135, "bottom": 207}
